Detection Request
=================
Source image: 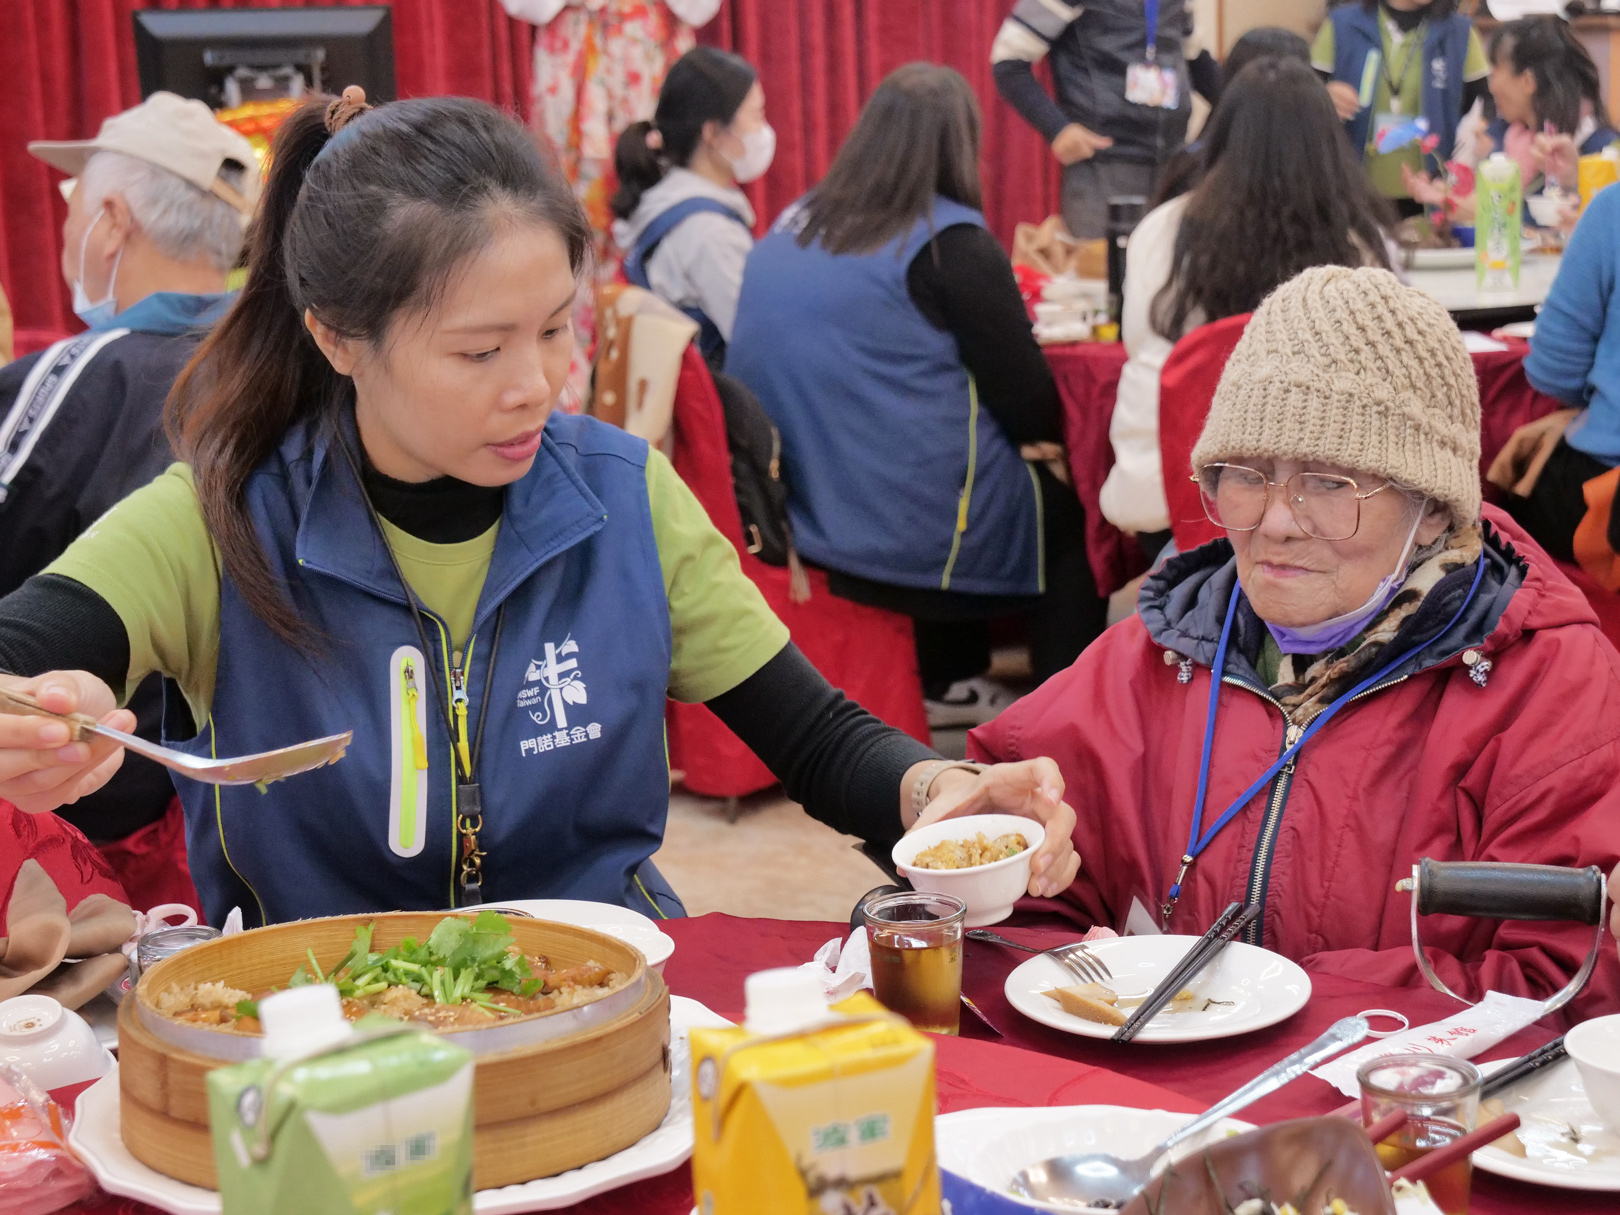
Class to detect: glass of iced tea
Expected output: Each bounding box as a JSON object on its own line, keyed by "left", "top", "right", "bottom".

{"left": 863, "top": 891, "right": 966, "bottom": 1035}
{"left": 1357, "top": 1055, "right": 1482, "bottom": 1215}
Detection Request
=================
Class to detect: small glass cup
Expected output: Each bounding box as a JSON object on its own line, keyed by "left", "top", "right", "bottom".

{"left": 1357, "top": 1054, "right": 1482, "bottom": 1215}
{"left": 862, "top": 891, "right": 966, "bottom": 1035}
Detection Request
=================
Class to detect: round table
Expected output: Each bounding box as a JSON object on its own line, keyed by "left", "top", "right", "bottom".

{"left": 66, "top": 913, "right": 1608, "bottom": 1215}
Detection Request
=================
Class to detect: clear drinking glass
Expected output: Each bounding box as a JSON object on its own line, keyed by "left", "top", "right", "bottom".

{"left": 862, "top": 891, "right": 966, "bottom": 1035}
{"left": 1358, "top": 1054, "right": 1482, "bottom": 1215}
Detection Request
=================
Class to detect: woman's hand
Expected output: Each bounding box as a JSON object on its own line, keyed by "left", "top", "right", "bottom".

{"left": 1326, "top": 81, "right": 1362, "bottom": 122}
{"left": 911, "top": 759, "right": 1081, "bottom": 898}
{"left": 1050, "top": 122, "right": 1113, "bottom": 166}
{"left": 0, "top": 671, "right": 131, "bottom": 813}
{"left": 1532, "top": 129, "right": 1579, "bottom": 191}
{"left": 1401, "top": 163, "right": 1450, "bottom": 210}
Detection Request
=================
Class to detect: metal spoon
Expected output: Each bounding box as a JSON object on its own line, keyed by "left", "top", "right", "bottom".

{"left": 0, "top": 685, "right": 351, "bottom": 787}
{"left": 1010, "top": 1015, "right": 1370, "bottom": 1208}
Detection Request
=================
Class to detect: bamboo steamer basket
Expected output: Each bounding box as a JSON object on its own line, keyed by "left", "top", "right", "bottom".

{"left": 119, "top": 912, "right": 672, "bottom": 1189}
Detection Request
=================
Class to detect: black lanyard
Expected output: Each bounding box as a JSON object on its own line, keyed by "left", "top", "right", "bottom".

{"left": 338, "top": 435, "right": 506, "bottom": 904}
{"left": 1380, "top": 19, "right": 1425, "bottom": 112}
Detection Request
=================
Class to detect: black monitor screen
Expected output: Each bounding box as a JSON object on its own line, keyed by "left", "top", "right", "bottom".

{"left": 133, "top": 7, "right": 395, "bottom": 109}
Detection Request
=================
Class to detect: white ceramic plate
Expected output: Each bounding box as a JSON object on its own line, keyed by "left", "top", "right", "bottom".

{"left": 69, "top": 996, "right": 729, "bottom": 1214}
{"left": 1004, "top": 935, "right": 1311, "bottom": 1043}
{"left": 1409, "top": 247, "right": 1476, "bottom": 270}
{"left": 935, "top": 1105, "right": 1255, "bottom": 1211}
{"left": 481, "top": 899, "right": 676, "bottom": 973}
{"left": 1472, "top": 1056, "right": 1620, "bottom": 1191}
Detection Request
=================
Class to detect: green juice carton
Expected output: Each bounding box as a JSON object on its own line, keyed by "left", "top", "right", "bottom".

{"left": 206, "top": 985, "right": 475, "bottom": 1215}
{"left": 1477, "top": 152, "right": 1522, "bottom": 295}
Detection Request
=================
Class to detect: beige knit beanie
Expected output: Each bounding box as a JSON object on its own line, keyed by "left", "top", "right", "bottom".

{"left": 1190, "top": 264, "right": 1482, "bottom": 524}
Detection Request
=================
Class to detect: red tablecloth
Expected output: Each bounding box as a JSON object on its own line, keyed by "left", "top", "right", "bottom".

{"left": 1050, "top": 340, "right": 1565, "bottom": 598}
{"left": 65, "top": 914, "right": 1606, "bottom": 1215}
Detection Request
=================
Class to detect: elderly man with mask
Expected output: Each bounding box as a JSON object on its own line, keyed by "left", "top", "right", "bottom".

{"left": 967, "top": 266, "right": 1620, "bottom": 1022}
{"left": 0, "top": 92, "right": 257, "bottom": 906}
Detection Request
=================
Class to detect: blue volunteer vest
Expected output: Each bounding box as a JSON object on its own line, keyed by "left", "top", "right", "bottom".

{"left": 165, "top": 412, "right": 680, "bottom": 927}
{"left": 1331, "top": 5, "right": 1471, "bottom": 177}
{"left": 727, "top": 197, "right": 1042, "bottom": 597}
{"left": 623, "top": 197, "right": 748, "bottom": 362}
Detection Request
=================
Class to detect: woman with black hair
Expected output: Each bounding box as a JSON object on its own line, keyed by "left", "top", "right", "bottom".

{"left": 728, "top": 64, "right": 1107, "bottom": 727}
{"left": 1102, "top": 57, "right": 1397, "bottom": 540}
{"left": 611, "top": 47, "right": 769, "bottom": 366}
{"left": 1312, "top": 0, "right": 1489, "bottom": 214}
{"left": 0, "top": 89, "right": 1080, "bottom": 927}
{"left": 1405, "top": 17, "right": 1615, "bottom": 224}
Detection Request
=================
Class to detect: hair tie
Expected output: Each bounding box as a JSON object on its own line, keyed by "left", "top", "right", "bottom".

{"left": 644, "top": 125, "right": 664, "bottom": 151}
{"left": 324, "top": 85, "right": 372, "bottom": 136}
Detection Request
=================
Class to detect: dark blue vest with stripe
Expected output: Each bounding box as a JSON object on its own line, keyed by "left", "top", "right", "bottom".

{"left": 1330, "top": 5, "right": 1471, "bottom": 176}
{"left": 165, "top": 412, "right": 681, "bottom": 927}
{"left": 623, "top": 197, "right": 747, "bottom": 362}
{"left": 726, "top": 197, "right": 1042, "bottom": 597}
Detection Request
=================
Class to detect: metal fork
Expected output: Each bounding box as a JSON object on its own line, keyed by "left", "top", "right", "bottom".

{"left": 966, "top": 929, "right": 1114, "bottom": 985}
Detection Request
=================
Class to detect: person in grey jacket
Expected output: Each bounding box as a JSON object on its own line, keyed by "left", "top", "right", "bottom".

{"left": 992, "top": 0, "right": 1215, "bottom": 239}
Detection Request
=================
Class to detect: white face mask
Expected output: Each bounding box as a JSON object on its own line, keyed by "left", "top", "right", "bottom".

{"left": 723, "top": 122, "right": 776, "bottom": 184}
{"left": 72, "top": 208, "right": 122, "bottom": 329}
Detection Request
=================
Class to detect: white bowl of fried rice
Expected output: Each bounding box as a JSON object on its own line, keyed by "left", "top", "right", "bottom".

{"left": 892, "top": 813, "right": 1044, "bottom": 927}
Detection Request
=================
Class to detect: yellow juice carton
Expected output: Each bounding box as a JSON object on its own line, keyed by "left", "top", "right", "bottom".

{"left": 690, "top": 968, "right": 940, "bottom": 1215}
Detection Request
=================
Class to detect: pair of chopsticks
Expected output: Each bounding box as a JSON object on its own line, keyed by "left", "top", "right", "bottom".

{"left": 1481, "top": 1034, "right": 1566, "bottom": 1099}
{"left": 1111, "top": 901, "right": 1259, "bottom": 1043}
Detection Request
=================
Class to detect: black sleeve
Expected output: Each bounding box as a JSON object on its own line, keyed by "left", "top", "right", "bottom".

{"left": 1462, "top": 77, "right": 1490, "bottom": 116}
{"left": 993, "top": 58, "right": 1071, "bottom": 145}
{"left": 0, "top": 574, "right": 131, "bottom": 688}
{"left": 705, "top": 643, "right": 938, "bottom": 848}
{"left": 906, "top": 224, "right": 1064, "bottom": 445}
{"left": 1187, "top": 49, "right": 1221, "bottom": 106}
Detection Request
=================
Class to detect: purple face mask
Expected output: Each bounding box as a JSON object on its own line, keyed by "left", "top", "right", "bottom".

{"left": 1262, "top": 506, "right": 1426, "bottom": 656}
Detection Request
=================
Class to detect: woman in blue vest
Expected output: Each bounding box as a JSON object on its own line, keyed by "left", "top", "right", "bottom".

{"left": 1312, "top": 0, "right": 1489, "bottom": 216}
{"left": 0, "top": 90, "right": 1079, "bottom": 928}
{"left": 727, "top": 65, "right": 1107, "bottom": 729}
{"left": 611, "top": 47, "right": 770, "bottom": 368}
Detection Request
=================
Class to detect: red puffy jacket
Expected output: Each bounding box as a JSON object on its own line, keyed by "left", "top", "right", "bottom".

{"left": 970, "top": 509, "right": 1620, "bottom": 1022}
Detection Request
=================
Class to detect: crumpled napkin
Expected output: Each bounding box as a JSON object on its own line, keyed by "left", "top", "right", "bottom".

{"left": 799, "top": 928, "right": 874, "bottom": 1002}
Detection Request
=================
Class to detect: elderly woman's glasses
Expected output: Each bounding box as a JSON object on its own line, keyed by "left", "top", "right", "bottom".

{"left": 1193, "top": 463, "right": 1393, "bottom": 541}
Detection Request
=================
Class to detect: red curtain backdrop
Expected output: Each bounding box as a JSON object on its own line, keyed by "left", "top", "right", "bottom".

{"left": 2, "top": 0, "right": 1059, "bottom": 345}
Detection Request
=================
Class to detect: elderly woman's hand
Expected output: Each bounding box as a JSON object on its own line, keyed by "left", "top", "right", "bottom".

{"left": 910, "top": 759, "right": 1081, "bottom": 898}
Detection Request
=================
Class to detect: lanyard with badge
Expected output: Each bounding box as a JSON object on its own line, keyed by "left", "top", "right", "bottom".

{"left": 1125, "top": 0, "right": 1180, "bottom": 110}
{"left": 1367, "top": 16, "right": 1426, "bottom": 153}
{"left": 1158, "top": 557, "right": 1486, "bottom": 931}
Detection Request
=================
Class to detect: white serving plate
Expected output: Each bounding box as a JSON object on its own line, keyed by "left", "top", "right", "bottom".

{"left": 70, "top": 996, "right": 729, "bottom": 1214}
{"left": 480, "top": 899, "right": 675, "bottom": 973}
{"left": 935, "top": 1104, "right": 1255, "bottom": 1211}
{"left": 1472, "top": 1056, "right": 1620, "bottom": 1191}
{"left": 1004, "top": 934, "right": 1310, "bottom": 1044}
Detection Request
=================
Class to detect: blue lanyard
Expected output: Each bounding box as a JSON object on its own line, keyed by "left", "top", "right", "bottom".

{"left": 1163, "top": 557, "right": 1487, "bottom": 923}
{"left": 1145, "top": 0, "right": 1160, "bottom": 61}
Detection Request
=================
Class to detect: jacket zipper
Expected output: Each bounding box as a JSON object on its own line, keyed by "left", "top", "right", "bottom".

{"left": 1217, "top": 670, "right": 1412, "bottom": 945}
{"left": 450, "top": 649, "right": 473, "bottom": 777}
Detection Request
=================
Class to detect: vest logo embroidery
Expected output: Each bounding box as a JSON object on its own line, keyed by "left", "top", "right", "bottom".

{"left": 1430, "top": 57, "right": 1446, "bottom": 91}
{"left": 517, "top": 636, "right": 603, "bottom": 758}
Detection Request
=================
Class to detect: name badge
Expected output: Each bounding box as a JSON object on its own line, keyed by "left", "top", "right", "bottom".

{"left": 1124, "top": 61, "right": 1180, "bottom": 110}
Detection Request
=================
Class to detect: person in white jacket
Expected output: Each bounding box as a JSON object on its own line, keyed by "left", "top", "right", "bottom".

{"left": 1098, "top": 58, "right": 1397, "bottom": 554}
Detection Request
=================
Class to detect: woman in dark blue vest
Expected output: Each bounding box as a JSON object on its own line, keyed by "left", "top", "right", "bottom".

{"left": 611, "top": 47, "right": 770, "bottom": 369}
{"left": 728, "top": 65, "right": 1107, "bottom": 729}
{"left": 0, "top": 90, "right": 1080, "bottom": 927}
{"left": 1312, "top": 0, "right": 1489, "bottom": 216}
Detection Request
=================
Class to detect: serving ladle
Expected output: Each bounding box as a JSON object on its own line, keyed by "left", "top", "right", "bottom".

{"left": 1010, "top": 1015, "right": 1370, "bottom": 1209}
{"left": 0, "top": 685, "right": 351, "bottom": 787}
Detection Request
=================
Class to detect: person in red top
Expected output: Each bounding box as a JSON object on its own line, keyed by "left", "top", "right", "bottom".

{"left": 965, "top": 265, "right": 1620, "bottom": 1020}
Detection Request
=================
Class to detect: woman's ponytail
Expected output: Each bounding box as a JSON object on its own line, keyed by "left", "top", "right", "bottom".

{"left": 611, "top": 120, "right": 666, "bottom": 220}
{"left": 167, "top": 99, "right": 351, "bottom": 651}
{"left": 609, "top": 47, "right": 756, "bottom": 221}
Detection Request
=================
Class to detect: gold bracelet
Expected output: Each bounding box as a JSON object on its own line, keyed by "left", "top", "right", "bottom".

{"left": 910, "top": 760, "right": 986, "bottom": 821}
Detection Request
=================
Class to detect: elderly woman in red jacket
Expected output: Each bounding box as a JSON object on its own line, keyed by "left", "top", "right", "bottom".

{"left": 961, "top": 265, "right": 1620, "bottom": 1018}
